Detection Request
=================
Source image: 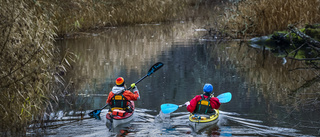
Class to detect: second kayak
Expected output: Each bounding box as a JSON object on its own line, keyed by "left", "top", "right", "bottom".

{"left": 189, "top": 109, "right": 219, "bottom": 132}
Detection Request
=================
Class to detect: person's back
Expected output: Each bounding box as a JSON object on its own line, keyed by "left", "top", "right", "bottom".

{"left": 106, "top": 77, "right": 140, "bottom": 111}
{"left": 186, "top": 83, "right": 221, "bottom": 114}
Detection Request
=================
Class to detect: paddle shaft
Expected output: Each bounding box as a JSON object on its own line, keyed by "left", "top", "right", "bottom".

{"left": 128, "top": 62, "right": 163, "bottom": 90}
{"left": 100, "top": 104, "right": 109, "bottom": 110}
{"left": 127, "top": 74, "right": 147, "bottom": 90}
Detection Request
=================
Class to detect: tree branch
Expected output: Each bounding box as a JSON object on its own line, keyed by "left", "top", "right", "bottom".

{"left": 288, "top": 25, "right": 320, "bottom": 50}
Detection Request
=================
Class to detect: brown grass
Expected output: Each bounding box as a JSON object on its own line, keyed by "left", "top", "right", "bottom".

{"left": 0, "top": 0, "right": 76, "bottom": 134}
{"left": 43, "top": 0, "right": 189, "bottom": 36}
{"left": 222, "top": 0, "right": 320, "bottom": 38}
{"left": 0, "top": 0, "right": 190, "bottom": 134}
{"left": 0, "top": 0, "right": 55, "bottom": 133}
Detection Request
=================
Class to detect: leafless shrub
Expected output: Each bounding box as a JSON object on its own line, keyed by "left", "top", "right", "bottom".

{"left": 0, "top": 0, "right": 63, "bottom": 134}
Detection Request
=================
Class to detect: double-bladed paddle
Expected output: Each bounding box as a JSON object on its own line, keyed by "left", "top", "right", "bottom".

{"left": 160, "top": 92, "right": 232, "bottom": 114}
{"left": 88, "top": 62, "right": 164, "bottom": 118}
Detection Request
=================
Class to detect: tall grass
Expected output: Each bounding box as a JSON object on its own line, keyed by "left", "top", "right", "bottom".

{"left": 44, "top": 0, "right": 189, "bottom": 36}
{"left": 0, "top": 0, "right": 76, "bottom": 135}
{"left": 222, "top": 0, "right": 320, "bottom": 37}
{"left": 0, "top": 0, "right": 191, "bottom": 134}
{"left": 0, "top": 0, "right": 56, "bottom": 134}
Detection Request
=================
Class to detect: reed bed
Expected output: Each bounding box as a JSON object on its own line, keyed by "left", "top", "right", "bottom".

{"left": 0, "top": 0, "right": 57, "bottom": 134}
{"left": 46, "top": 0, "right": 189, "bottom": 36}
{"left": 222, "top": 0, "right": 320, "bottom": 37}
{"left": 0, "top": 0, "right": 191, "bottom": 134}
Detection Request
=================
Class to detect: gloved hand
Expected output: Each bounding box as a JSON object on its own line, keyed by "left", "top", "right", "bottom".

{"left": 185, "top": 101, "right": 190, "bottom": 106}
{"left": 134, "top": 90, "right": 140, "bottom": 99}
{"left": 131, "top": 83, "right": 136, "bottom": 88}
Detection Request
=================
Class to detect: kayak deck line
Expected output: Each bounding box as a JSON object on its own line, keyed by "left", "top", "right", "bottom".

{"left": 189, "top": 109, "right": 219, "bottom": 123}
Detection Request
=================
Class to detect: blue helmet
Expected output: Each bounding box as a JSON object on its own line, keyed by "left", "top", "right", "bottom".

{"left": 203, "top": 84, "right": 213, "bottom": 93}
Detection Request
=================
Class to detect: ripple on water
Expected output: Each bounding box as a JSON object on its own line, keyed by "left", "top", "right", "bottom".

{"left": 40, "top": 109, "right": 313, "bottom": 137}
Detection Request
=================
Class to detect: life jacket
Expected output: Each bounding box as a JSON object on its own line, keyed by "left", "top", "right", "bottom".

{"left": 194, "top": 94, "right": 215, "bottom": 114}
{"left": 110, "top": 92, "right": 129, "bottom": 111}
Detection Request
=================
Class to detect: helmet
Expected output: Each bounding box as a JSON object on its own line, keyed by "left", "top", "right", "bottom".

{"left": 203, "top": 84, "right": 213, "bottom": 93}
{"left": 115, "top": 77, "right": 125, "bottom": 87}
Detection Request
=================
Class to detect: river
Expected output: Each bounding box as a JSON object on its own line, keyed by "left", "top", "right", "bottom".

{"left": 36, "top": 17, "right": 320, "bottom": 136}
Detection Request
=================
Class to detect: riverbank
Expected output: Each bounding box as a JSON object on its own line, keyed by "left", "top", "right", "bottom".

{"left": 221, "top": 0, "right": 320, "bottom": 38}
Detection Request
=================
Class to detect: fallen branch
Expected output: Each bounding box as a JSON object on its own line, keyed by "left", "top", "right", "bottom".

{"left": 288, "top": 25, "right": 320, "bottom": 50}
{"left": 288, "top": 57, "right": 320, "bottom": 60}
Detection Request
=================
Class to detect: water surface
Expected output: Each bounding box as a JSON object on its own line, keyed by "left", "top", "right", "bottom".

{"left": 43, "top": 21, "right": 320, "bottom": 136}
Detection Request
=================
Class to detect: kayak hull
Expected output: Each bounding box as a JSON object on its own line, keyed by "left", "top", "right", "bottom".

{"left": 106, "top": 101, "right": 135, "bottom": 128}
{"left": 189, "top": 109, "right": 219, "bottom": 132}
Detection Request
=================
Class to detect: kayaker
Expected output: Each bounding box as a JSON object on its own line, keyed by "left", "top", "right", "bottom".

{"left": 106, "top": 77, "right": 140, "bottom": 112}
{"left": 185, "top": 83, "right": 221, "bottom": 114}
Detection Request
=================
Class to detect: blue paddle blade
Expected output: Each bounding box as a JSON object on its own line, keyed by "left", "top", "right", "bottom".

{"left": 147, "top": 62, "right": 164, "bottom": 76}
{"left": 161, "top": 104, "right": 179, "bottom": 114}
{"left": 217, "top": 92, "right": 232, "bottom": 103}
{"left": 88, "top": 109, "right": 102, "bottom": 119}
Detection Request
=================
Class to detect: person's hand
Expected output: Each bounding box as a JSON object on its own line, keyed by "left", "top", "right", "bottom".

{"left": 185, "top": 101, "right": 190, "bottom": 106}
{"left": 131, "top": 83, "right": 136, "bottom": 88}
{"left": 134, "top": 90, "right": 140, "bottom": 99}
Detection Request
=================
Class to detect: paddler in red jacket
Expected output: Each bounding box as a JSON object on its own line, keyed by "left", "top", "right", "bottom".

{"left": 106, "top": 77, "right": 140, "bottom": 112}
{"left": 185, "top": 83, "right": 221, "bottom": 114}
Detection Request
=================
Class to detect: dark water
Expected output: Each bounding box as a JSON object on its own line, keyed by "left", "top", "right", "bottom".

{"left": 40, "top": 21, "right": 320, "bottom": 137}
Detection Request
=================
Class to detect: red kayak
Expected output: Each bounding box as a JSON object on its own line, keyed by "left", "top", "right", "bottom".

{"left": 106, "top": 101, "right": 135, "bottom": 128}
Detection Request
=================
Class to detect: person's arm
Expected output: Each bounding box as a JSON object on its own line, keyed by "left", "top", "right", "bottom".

{"left": 186, "top": 95, "right": 200, "bottom": 113}
{"left": 106, "top": 92, "right": 114, "bottom": 104}
{"left": 123, "top": 90, "right": 139, "bottom": 101}
{"left": 210, "top": 97, "right": 221, "bottom": 109}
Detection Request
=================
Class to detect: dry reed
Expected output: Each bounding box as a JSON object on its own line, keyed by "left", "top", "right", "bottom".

{"left": 0, "top": 0, "right": 191, "bottom": 135}
{"left": 222, "top": 0, "right": 320, "bottom": 37}
{"left": 44, "top": 0, "right": 189, "bottom": 36}
{"left": 0, "top": 0, "right": 75, "bottom": 135}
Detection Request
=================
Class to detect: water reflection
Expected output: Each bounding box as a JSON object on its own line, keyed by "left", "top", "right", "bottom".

{"left": 224, "top": 42, "right": 320, "bottom": 135}
{"left": 52, "top": 20, "right": 319, "bottom": 136}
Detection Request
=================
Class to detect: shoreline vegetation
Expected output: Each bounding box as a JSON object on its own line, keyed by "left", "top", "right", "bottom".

{"left": 0, "top": 0, "right": 319, "bottom": 135}
{"left": 0, "top": 0, "right": 191, "bottom": 135}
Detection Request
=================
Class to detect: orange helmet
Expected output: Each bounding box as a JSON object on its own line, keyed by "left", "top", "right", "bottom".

{"left": 115, "top": 77, "right": 125, "bottom": 87}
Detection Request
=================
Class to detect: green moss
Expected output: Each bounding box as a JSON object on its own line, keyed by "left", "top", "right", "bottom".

{"left": 290, "top": 33, "right": 303, "bottom": 41}
{"left": 265, "top": 38, "right": 272, "bottom": 43}
{"left": 287, "top": 50, "right": 306, "bottom": 59}
{"left": 304, "top": 28, "right": 320, "bottom": 41}
{"left": 276, "top": 31, "right": 288, "bottom": 34}
{"left": 249, "top": 24, "right": 320, "bottom": 59}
